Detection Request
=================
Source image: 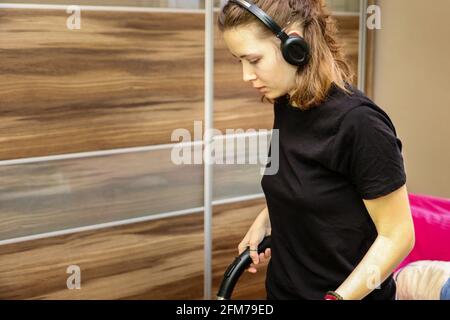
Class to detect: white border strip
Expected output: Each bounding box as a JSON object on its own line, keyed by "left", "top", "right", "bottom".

{"left": 0, "top": 3, "right": 360, "bottom": 17}
{"left": 0, "top": 130, "right": 272, "bottom": 166}
{"left": 214, "top": 192, "right": 265, "bottom": 206}
{"left": 203, "top": 0, "right": 214, "bottom": 301}
{"left": 0, "top": 206, "right": 202, "bottom": 246}
{"left": 332, "top": 11, "right": 360, "bottom": 17}
{"left": 0, "top": 3, "right": 205, "bottom": 14}
{"left": 0, "top": 140, "right": 203, "bottom": 166}
{"left": 0, "top": 192, "right": 265, "bottom": 246}
{"left": 358, "top": 0, "right": 368, "bottom": 92}
{"left": 213, "top": 129, "right": 271, "bottom": 141}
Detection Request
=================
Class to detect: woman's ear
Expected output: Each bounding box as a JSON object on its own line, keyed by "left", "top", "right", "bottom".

{"left": 288, "top": 31, "right": 302, "bottom": 38}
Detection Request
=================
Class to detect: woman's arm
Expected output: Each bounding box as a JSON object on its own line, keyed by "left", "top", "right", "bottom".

{"left": 333, "top": 184, "right": 415, "bottom": 300}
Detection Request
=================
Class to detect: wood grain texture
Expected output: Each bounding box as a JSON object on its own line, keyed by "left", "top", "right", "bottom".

{"left": 334, "top": 15, "right": 360, "bottom": 84}
{"left": 0, "top": 149, "right": 204, "bottom": 241}
{"left": 0, "top": 212, "right": 204, "bottom": 299}
{"left": 213, "top": 198, "right": 268, "bottom": 300}
{"left": 0, "top": 8, "right": 205, "bottom": 161}
{"left": 0, "top": 198, "right": 269, "bottom": 300}
{"left": 0, "top": 9, "right": 358, "bottom": 160}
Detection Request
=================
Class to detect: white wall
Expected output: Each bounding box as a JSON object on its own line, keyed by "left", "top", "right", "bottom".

{"left": 373, "top": 0, "right": 450, "bottom": 198}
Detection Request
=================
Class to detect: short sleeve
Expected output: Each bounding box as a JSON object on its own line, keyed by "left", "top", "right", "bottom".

{"left": 329, "top": 106, "right": 407, "bottom": 200}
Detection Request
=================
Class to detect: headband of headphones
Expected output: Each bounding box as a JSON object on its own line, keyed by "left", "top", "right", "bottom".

{"left": 228, "top": 0, "right": 290, "bottom": 42}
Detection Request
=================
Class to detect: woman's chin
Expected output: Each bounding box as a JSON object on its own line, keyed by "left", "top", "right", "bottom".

{"left": 262, "top": 89, "right": 273, "bottom": 98}
{"left": 264, "top": 91, "right": 283, "bottom": 100}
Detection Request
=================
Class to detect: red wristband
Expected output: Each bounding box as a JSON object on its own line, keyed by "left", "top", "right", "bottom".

{"left": 324, "top": 291, "right": 344, "bottom": 300}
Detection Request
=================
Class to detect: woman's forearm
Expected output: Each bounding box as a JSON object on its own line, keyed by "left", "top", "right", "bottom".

{"left": 254, "top": 206, "right": 271, "bottom": 232}
{"left": 334, "top": 230, "right": 414, "bottom": 300}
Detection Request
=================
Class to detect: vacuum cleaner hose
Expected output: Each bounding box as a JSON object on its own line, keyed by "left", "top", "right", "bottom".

{"left": 216, "top": 236, "right": 272, "bottom": 300}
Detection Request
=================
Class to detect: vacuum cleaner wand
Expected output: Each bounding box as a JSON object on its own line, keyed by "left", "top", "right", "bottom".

{"left": 216, "top": 236, "right": 272, "bottom": 300}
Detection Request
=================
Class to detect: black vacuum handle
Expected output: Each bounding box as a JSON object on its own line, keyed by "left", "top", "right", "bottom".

{"left": 216, "top": 236, "right": 271, "bottom": 300}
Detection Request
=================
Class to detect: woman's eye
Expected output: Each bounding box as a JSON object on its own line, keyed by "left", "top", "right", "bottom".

{"left": 237, "top": 59, "right": 260, "bottom": 65}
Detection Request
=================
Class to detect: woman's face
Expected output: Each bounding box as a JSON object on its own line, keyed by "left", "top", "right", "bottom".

{"left": 223, "top": 24, "right": 300, "bottom": 100}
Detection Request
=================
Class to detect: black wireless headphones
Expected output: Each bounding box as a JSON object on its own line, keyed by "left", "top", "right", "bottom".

{"left": 228, "top": 0, "right": 310, "bottom": 67}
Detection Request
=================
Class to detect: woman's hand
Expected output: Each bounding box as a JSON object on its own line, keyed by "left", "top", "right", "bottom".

{"left": 237, "top": 207, "right": 272, "bottom": 273}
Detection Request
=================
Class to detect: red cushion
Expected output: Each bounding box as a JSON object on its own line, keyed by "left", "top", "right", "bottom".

{"left": 396, "top": 193, "right": 450, "bottom": 271}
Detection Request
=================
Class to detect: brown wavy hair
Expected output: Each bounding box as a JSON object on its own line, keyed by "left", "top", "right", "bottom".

{"left": 218, "top": 0, "right": 354, "bottom": 110}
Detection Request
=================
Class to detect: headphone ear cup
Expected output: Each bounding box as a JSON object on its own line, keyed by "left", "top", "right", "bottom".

{"left": 281, "top": 36, "right": 310, "bottom": 67}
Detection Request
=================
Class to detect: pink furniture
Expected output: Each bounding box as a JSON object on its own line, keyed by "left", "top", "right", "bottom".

{"left": 396, "top": 193, "right": 450, "bottom": 271}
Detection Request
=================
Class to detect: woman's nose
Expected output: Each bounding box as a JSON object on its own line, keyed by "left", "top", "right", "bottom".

{"left": 242, "top": 66, "right": 256, "bottom": 83}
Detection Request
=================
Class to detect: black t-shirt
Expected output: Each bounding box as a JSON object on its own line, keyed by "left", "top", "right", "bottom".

{"left": 261, "top": 83, "right": 406, "bottom": 300}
